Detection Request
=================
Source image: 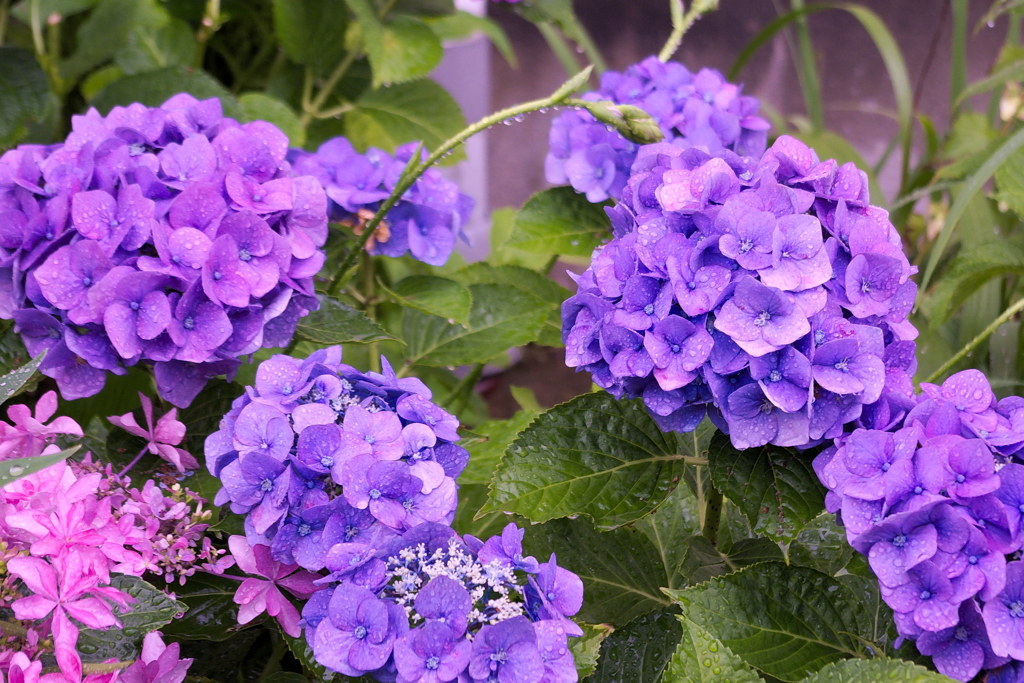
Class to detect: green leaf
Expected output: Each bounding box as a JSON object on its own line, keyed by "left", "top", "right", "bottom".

{"left": 426, "top": 11, "right": 516, "bottom": 66}
{"left": 707, "top": 431, "right": 824, "bottom": 543}
{"left": 508, "top": 186, "right": 610, "bottom": 256}
{"left": 60, "top": 0, "right": 163, "bottom": 83}
{"left": 78, "top": 575, "right": 186, "bottom": 661}
{"left": 798, "top": 659, "right": 951, "bottom": 683}
{"left": 487, "top": 207, "right": 549, "bottom": 270}
{"left": 680, "top": 536, "right": 784, "bottom": 586}
{"left": 663, "top": 615, "right": 763, "bottom": 683}
{"left": 179, "top": 379, "right": 244, "bottom": 458}
{"left": 380, "top": 274, "right": 472, "bottom": 325}
{"left": 114, "top": 15, "right": 197, "bottom": 75}
{"left": 667, "top": 563, "right": 880, "bottom": 681}
{"left": 926, "top": 241, "right": 1024, "bottom": 327}
{"left": 272, "top": 0, "right": 349, "bottom": 76}
{"left": 11, "top": 0, "right": 98, "bottom": 23}
{"left": 402, "top": 283, "right": 546, "bottom": 367}
{"left": 996, "top": 145, "right": 1024, "bottom": 217}
{"left": 460, "top": 409, "right": 538, "bottom": 485}
{"left": 160, "top": 572, "right": 243, "bottom": 641}
{"left": 345, "top": 78, "right": 466, "bottom": 162}
{"left": 956, "top": 58, "right": 1024, "bottom": 106}
{"left": 0, "top": 48, "right": 50, "bottom": 148}
{"left": 90, "top": 66, "right": 243, "bottom": 119}
{"left": 296, "top": 294, "right": 396, "bottom": 346}
{"left": 570, "top": 623, "right": 610, "bottom": 680}
{"left": 481, "top": 393, "right": 685, "bottom": 529}
{"left": 452, "top": 482, "right": 523, "bottom": 539}
{"left": 521, "top": 517, "right": 676, "bottom": 626}
{"left": 263, "top": 673, "right": 311, "bottom": 683}
{"left": 586, "top": 607, "right": 683, "bottom": 683}
{"left": 0, "top": 350, "right": 45, "bottom": 406}
{"left": 367, "top": 16, "right": 444, "bottom": 88}
{"left": 388, "top": 0, "right": 455, "bottom": 15}
{"left": 0, "top": 445, "right": 79, "bottom": 487}
{"left": 240, "top": 92, "right": 305, "bottom": 148}
{"left": 787, "top": 513, "right": 856, "bottom": 577}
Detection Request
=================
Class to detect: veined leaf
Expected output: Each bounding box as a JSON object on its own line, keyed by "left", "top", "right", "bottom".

{"left": 78, "top": 575, "right": 186, "bottom": 662}
{"left": 787, "top": 512, "right": 857, "bottom": 577}
{"left": 0, "top": 48, "right": 50, "bottom": 148}
{"left": 680, "top": 535, "right": 784, "bottom": 586}
{"left": 586, "top": 607, "right": 683, "bottom": 683}
{"left": 663, "top": 615, "right": 763, "bottom": 683}
{"left": 570, "top": 623, "right": 610, "bottom": 680}
{"left": 798, "top": 658, "right": 950, "bottom": 683}
{"left": 380, "top": 274, "right": 472, "bottom": 326}
{"left": 480, "top": 393, "right": 685, "bottom": 529}
{"left": 0, "top": 350, "right": 45, "bottom": 406}
{"left": 508, "top": 186, "right": 611, "bottom": 256}
{"left": 296, "top": 295, "right": 395, "bottom": 346}
{"left": 272, "top": 0, "right": 349, "bottom": 76}
{"left": 927, "top": 241, "right": 1024, "bottom": 327}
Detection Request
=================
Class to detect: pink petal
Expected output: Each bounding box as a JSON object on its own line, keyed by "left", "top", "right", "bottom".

{"left": 7, "top": 556, "right": 58, "bottom": 599}
{"left": 227, "top": 536, "right": 259, "bottom": 576}
{"left": 52, "top": 608, "right": 82, "bottom": 683}
{"left": 64, "top": 598, "right": 118, "bottom": 629}
{"left": 11, "top": 593, "right": 57, "bottom": 620}
{"left": 35, "top": 391, "right": 58, "bottom": 422}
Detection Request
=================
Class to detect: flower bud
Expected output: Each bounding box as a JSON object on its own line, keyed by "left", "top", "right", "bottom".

{"left": 579, "top": 100, "right": 664, "bottom": 145}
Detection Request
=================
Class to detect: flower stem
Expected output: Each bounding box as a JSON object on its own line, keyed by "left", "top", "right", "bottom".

{"left": 659, "top": 0, "right": 716, "bottom": 63}
{"left": 302, "top": 46, "right": 361, "bottom": 126}
{"left": 924, "top": 296, "right": 1024, "bottom": 384}
{"left": 118, "top": 445, "right": 150, "bottom": 478}
{"left": 701, "top": 486, "right": 723, "bottom": 548}
{"left": 326, "top": 67, "right": 594, "bottom": 293}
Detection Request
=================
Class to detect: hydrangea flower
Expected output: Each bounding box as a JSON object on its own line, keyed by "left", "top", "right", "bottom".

{"left": 814, "top": 370, "right": 1024, "bottom": 681}
{"left": 546, "top": 56, "right": 770, "bottom": 203}
{"left": 117, "top": 631, "right": 193, "bottom": 683}
{"left": 289, "top": 138, "right": 473, "bottom": 266}
{"left": 563, "top": 135, "right": 917, "bottom": 448}
{"left": 1, "top": 95, "right": 329, "bottom": 406}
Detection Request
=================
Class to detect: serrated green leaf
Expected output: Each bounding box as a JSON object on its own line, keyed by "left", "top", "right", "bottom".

{"left": 240, "top": 92, "right": 305, "bottom": 148}
{"left": 570, "top": 622, "right": 610, "bottom": 680}
{"left": 402, "top": 283, "right": 546, "bottom": 367}
{"left": 663, "top": 615, "right": 763, "bottom": 683}
{"left": 481, "top": 393, "right": 685, "bottom": 529}
{"left": 0, "top": 350, "right": 45, "bottom": 406}
{"left": 788, "top": 512, "right": 857, "bottom": 577}
{"left": 508, "top": 186, "right": 610, "bottom": 256}
{"left": 367, "top": 16, "right": 443, "bottom": 88}
{"left": 460, "top": 409, "right": 538, "bottom": 485}
{"left": 680, "top": 536, "right": 784, "bottom": 586}
{"left": 78, "top": 575, "right": 185, "bottom": 661}
{"left": 272, "top": 0, "right": 349, "bottom": 76}
{"left": 426, "top": 11, "right": 516, "bottom": 66}
{"left": 381, "top": 274, "right": 472, "bottom": 325}
{"left": 114, "top": 15, "right": 197, "bottom": 75}
{"left": 927, "top": 241, "right": 1024, "bottom": 327}
{"left": 707, "top": 431, "right": 824, "bottom": 543}
{"left": 160, "top": 572, "right": 244, "bottom": 642}
{"left": 90, "top": 66, "right": 243, "bottom": 119}
{"left": 0, "top": 48, "right": 50, "bottom": 148}
{"left": 60, "top": 0, "right": 163, "bottom": 83}
{"left": 798, "top": 659, "right": 950, "bottom": 683}
{"left": 344, "top": 78, "right": 466, "bottom": 163}
{"left": 667, "top": 563, "right": 880, "bottom": 681}
{"left": 586, "top": 607, "right": 683, "bottom": 683}
{"left": 296, "top": 295, "right": 395, "bottom": 346}
{"left": 0, "top": 445, "right": 79, "bottom": 487}
{"left": 487, "top": 207, "right": 549, "bottom": 270}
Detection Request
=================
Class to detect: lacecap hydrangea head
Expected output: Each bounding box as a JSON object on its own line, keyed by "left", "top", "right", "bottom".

{"left": 813, "top": 369, "right": 1024, "bottom": 682}
{"left": 545, "top": 55, "right": 770, "bottom": 203}
{"left": 303, "top": 521, "right": 583, "bottom": 683}
{"left": 289, "top": 137, "right": 474, "bottom": 267}
{"left": 562, "top": 135, "right": 918, "bottom": 449}
{"left": 1, "top": 95, "right": 328, "bottom": 406}
{"left": 206, "top": 346, "right": 468, "bottom": 572}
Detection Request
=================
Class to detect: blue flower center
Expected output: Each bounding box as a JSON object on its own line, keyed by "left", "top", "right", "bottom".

{"left": 44, "top": 231, "right": 52, "bottom": 240}
{"left": 814, "top": 330, "right": 825, "bottom": 345}
{"left": 891, "top": 534, "right": 906, "bottom": 548}
{"left": 593, "top": 167, "right": 605, "bottom": 179}
{"left": 365, "top": 435, "right": 375, "bottom": 444}
{"left": 954, "top": 627, "right": 969, "bottom": 642}
{"left": 48, "top": 329, "right": 60, "bottom": 339}
{"left": 282, "top": 384, "right": 292, "bottom": 394}
{"left": 320, "top": 455, "right": 333, "bottom": 468}
{"left": 403, "top": 499, "right": 415, "bottom": 510}
{"left": 687, "top": 280, "right": 697, "bottom": 290}
{"left": 1018, "top": 503, "right": 1024, "bottom": 514}
{"left": 759, "top": 400, "right": 774, "bottom": 415}
{"left": 171, "top": 255, "right": 181, "bottom": 264}
{"left": 212, "top": 271, "right": 222, "bottom": 281}
{"left": 670, "top": 344, "right": 681, "bottom": 354}
{"left": 919, "top": 590, "right": 931, "bottom": 601}
{"left": 914, "top": 486, "right": 923, "bottom": 495}
{"left": 260, "top": 478, "right": 273, "bottom": 492}
{"left": 297, "top": 523, "right": 312, "bottom": 536}
{"left": 739, "top": 238, "right": 754, "bottom": 254}
{"left": 754, "top": 311, "right": 771, "bottom": 327}
{"left": 860, "top": 279, "right": 872, "bottom": 294}
{"left": 703, "top": 92, "right": 714, "bottom": 103}
{"left": 129, "top": 143, "right": 145, "bottom": 157}
{"left": 354, "top": 626, "right": 368, "bottom": 639}
{"left": 108, "top": 219, "right": 119, "bottom": 227}
{"left": 490, "top": 650, "right": 508, "bottom": 664}
{"left": 643, "top": 304, "right": 654, "bottom": 315}
{"left": 82, "top": 276, "right": 92, "bottom": 287}
{"left": 1010, "top": 601, "right": 1024, "bottom": 618}
{"left": 425, "top": 656, "right": 440, "bottom": 670}
{"left": 881, "top": 462, "right": 890, "bottom": 472}
{"left": 130, "top": 301, "right": 140, "bottom": 311}
{"left": 547, "top": 591, "right": 557, "bottom": 601}
{"left": 183, "top": 316, "right": 195, "bottom": 330}
{"left": 345, "top": 525, "right": 360, "bottom": 540}
{"left": 833, "top": 359, "right": 849, "bottom": 372}
{"left": 956, "top": 474, "right": 966, "bottom": 483}
{"left": 969, "top": 555, "right": 979, "bottom": 565}
{"left": 239, "top": 249, "right": 252, "bottom": 262}
{"left": 252, "top": 194, "right": 263, "bottom": 202}
{"left": 768, "top": 370, "right": 782, "bottom": 383}
{"left": 369, "top": 488, "right": 382, "bottom": 500}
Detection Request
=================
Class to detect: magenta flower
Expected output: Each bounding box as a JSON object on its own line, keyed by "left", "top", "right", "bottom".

{"left": 108, "top": 393, "right": 197, "bottom": 472}
{"left": 0, "top": 390, "right": 82, "bottom": 461}
{"left": 228, "top": 536, "right": 320, "bottom": 637}
{"left": 118, "top": 631, "right": 193, "bottom": 683}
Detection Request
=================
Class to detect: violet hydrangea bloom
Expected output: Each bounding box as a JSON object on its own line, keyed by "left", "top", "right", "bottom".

{"left": 546, "top": 56, "right": 769, "bottom": 203}
{"left": 563, "top": 135, "right": 917, "bottom": 448}
{"left": 1, "top": 95, "right": 328, "bottom": 405}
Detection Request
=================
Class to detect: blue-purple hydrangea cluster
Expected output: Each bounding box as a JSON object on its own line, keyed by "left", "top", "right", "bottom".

{"left": 0, "top": 95, "right": 328, "bottom": 407}
{"left": 289, "top": 137, "right": 474, "bottom": 267}
{"left": 546, "top": 56, "right": 770, "bottom": 203}
{"left": 814, "top": 369, "right": 1024, "bottom": 682}
{"left": 303, "top": 521, "right": 583, "bottom": 682}
{"left": 562, "top": 135, "right": 918, "bottom": 448}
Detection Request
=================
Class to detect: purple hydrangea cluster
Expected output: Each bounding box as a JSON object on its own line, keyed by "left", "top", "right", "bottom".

{"left": 289, "top": 137, "right": 474, "bottom": 267}
{"left": 545, "top": 56, "right": 770, "bottom": 203}
{"left": 814, "top": 369, "right": 1024, "bottom": 682}
{"left": 206, "top": 346, "right": 467, "bottom": 573}
{"left": 0, "top": 95, "right": 328, "bottom": 406}
{"left": 562, "top": 135, "right": 919, "bottom": 449}
{"left": 303, "top": 521, "right": 583, "bottom": 682}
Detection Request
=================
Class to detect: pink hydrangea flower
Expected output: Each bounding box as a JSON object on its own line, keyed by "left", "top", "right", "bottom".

{"left": 0, "top": 391, "right": 83, "bottom": 461}
{"left": 228, "top": 536, "right": 320, "bottom": 637}
{"left": 118, "top": 631, "right": 192, "bottom": 683}
{"left": 108, "top": 393, "right": 197, "bottom": 472}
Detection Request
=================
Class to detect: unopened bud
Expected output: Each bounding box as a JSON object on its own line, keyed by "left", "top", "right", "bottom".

{"left": 579, "top": 101, "right": 664, "bottom": 145}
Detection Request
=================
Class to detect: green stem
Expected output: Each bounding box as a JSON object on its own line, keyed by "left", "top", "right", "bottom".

{"left": 29, "top": 0, "right": 44, "bottom": 59}
{"left": 682, "top": 456, "right": 708, "bottom": 466}
{"left": 326, "top": 69, "right": 593, "bottom": 293}
{"left": 701, "top": 486, "right": 723, "bottom": 547}
{"left": 442, "top": 363, "right": 485, "bottom": 414}
{"left": 788, "top": 0, "right": 824, "bottom": 130}
{"left": 659, "top": 0, "right": 686, "bottom": 62}
{"left": 536, "top": 21, "right": 581, "bottom": 78}
{"left": 194, "top": 0, "right": 223, "bottom": 68}
{"left": 302, "top": 46, "right": 362, "bottom": 126}
{"left": 950, "top": 0, "right": 968, "bottom": 116}
{"left": 924, "top": 296, "right": 1024, "bottom": 383}
{"left": 0, "top": 0, "right": 11, "bottom": 47}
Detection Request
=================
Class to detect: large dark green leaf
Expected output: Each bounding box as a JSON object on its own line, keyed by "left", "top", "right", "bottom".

{"left": 296, "top": 295, "right": 395, "bottom": 346}
{"left": 480, "top": 393, "right": 685, "bottom": 529}
{"left": 345, "top": 78, "right": 466, "bottom": 162}
{"left": 788, "top": 512, "right": 857, "bottom": 577}
{"left": 679, "top": 536, "right": 784, "bottom": 586}
{"left": 798, "top": 659, "right": 950, "bottom": 683}
{"left": 667, "top": 563, "right": 880, "bottom": 681}
{"left": 60, "top": 0, "right": 163, "bottom": 82}
{"left": 78, "top": 575, "right": 186, "bottom": 661}
{"left": 707, "top": 431, "right": 824, "bottom": 543}
{"left": 381, "top": 275, "right": 472, "bottom": 326}
{"left": 571, "top": 623, "right": 610, "bottom": 680}
{"left": 662, "top": 614, "right": 763, "bottom": 683}
{"left": 272, "top": 0, "right": 349, "bottom": 75}
{"left": 402, "top": 283, "right": 546, "bottom": 367}
{"left": 509, "top": 187, "right": 611, "bottom": 256}
{"left": 586, "top": 607, "right": 683, "bottom": 683}
{"left": 161, "top": 572, "right": 244, "bottom": 641}
{"left": 369, "top": 17, "right": 444, "bottom": 87}
{"left": 240, "top": 92, "right": 305, "bottom": 147}
{"left": 0, "top": 350, "right": 45, "bottom": 407}
{"left": 0, "top": 445, "right": 79, "bottom": 487}
{"left": 0, "top": 48, "right": 50, "bottom": 148}
{"left": 91, "top": 66, "right": 243, "bottom": 119}
{"left": 114, "top": 15, "right": 197, "bottom": 75}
